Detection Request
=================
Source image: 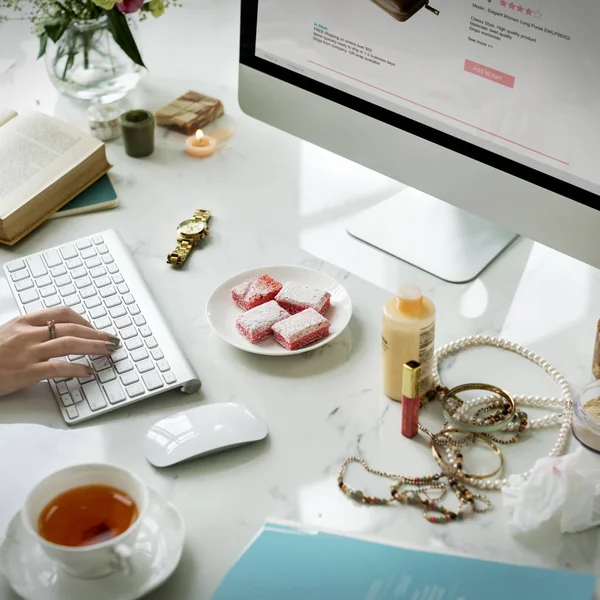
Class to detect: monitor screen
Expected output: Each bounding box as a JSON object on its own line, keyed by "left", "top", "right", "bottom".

{"left": 240, "top": 0, "right": 600, "bottom": 210}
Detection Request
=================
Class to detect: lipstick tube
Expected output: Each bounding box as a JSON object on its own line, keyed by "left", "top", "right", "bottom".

{"left": 401, "top": 361, "right": 421, "bottom": 439}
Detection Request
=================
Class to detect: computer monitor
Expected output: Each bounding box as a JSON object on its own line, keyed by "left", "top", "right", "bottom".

{"left": 239, "top": 0, "right": 600, "bottom": 283}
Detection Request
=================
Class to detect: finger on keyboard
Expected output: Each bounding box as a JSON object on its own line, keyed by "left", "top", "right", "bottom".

{"left": 34, "top": 359, "right": 93, "bottom": 381}
{"left": 25, "top": 306, "right": 93, "bottom": 328}
{"left": 36, "top": 338, "right": 115, "bottom": 361}
{"left": 35, "top": 322, "right": 118, "bottom": 344}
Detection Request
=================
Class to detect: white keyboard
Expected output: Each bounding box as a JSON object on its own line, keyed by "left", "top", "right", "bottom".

{"left": 3, "top": 229, "right": 201, "bottom": 424}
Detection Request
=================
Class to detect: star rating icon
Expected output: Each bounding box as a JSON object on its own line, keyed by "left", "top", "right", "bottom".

{"left": 500, "top": 0, "right": 507, "bottom": 5}
{"left": 526, "top": 7, "right": 532, "bottom": 15}
{"left": 508, "top": 2, "right": 516, "bottom": 9}
{"left": 534, "top": 9, "right": 542, "bottom": 18}
{"left": 517, "top": 4, "right": 524, "bottom": 11}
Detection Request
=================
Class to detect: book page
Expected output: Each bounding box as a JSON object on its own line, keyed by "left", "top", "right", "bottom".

{"left": 0, "top": 112, "right": 103, "bottom": 219}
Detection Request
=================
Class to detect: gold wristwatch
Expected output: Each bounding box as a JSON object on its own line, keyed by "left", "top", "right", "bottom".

{"left": 166, "top": 210, "right": 211, "bottom": 266}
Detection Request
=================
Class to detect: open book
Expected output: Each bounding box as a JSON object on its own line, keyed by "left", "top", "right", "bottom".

{"left": 0, "top": 110, "right": 110, "bottom": 245}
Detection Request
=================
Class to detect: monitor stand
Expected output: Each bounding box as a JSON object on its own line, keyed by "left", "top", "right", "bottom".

{"left": 347, "top": 188, "right": 518, "bottom": 284}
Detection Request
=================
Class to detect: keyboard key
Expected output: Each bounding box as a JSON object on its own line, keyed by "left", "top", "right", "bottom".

{"left": 145, "top": 336, "right": 158, "bottom": 349}
{"left": 109, "top": 305, "right": 127, "bottom": 319}
{"left": 81, "top": 286, "right": 97, "bottom": 300}
{"left": 75, "top": 276, "right": 92, "bottom": 290}
{"left": 56, "top": 382, "right": 68, "bottom": 395}
{"left": 104, "top": 380, "right": 126, "bottom": 404}
{"left": 150, "top": 348, "right": 164, "bottom": 361}
{"left": 85, "top": 296, "right": 102, "bottom": 309}
{"left": 112, "top": 273, "right": 124, "bottom": 285}
{"left": 73, "top": 304, "right": 86, "bottom": 316}
{"left": 133, "top": 314, "right": 146, "bottom": 327}
{"left": 142, "top": 370, "right": 163, "bottom": 391}
{"left": 115, "top": 360, "right": 133, "bottom": 374}
{"left": 50, "top": 265, "right": 67, "bottom": 277}
{"left": 110, "top": 347, "right": 128, "bottom": 362}
{"left": 157, "top": 359, "right": 170, "bottom": 372}
{"left": 125, "top": 336, "right": 143, "bottom": 351}
{"left": 40, "top": 285, "right": 57, "bottom": 298}
{"left": 139, "top": 325, "right": 152, "bottom": 338}
{"left": 78, "top": 376, "right": 95, "bottom": 384}
{"left": 82, "top": 381, "right": 107, "bottom": 411}
{"left": 54, "top": 274, "right": 71, "bottom": 287}
{"left": 120, "top": 371, "right": 139, "bottom": 386}
{"left": 94, "top": 316, "right": 111, "bottom": 330}
{"left": 27, "top": 255, "right": 47, "bottom": 278}
{"left": 92, "top": 356, "right": 111, "bottom": 371}
{"left": 65, "top": 294, "right": 81, "bottom": 307}
{"left": 15, "top": 279, "right": 34, "bottom": 292}
{"left": 163, "top": 371, "right": 177, "bottom": 385}
{"left": 65, "top": 405, "right": 79, "bottom": 420}
{"left": 60, "top": 393, "right": 73, "bottom": 407}
{"left": 99, "top": 286, "right": 116, "bottom": 299}
{"left": 76, "top": 239, "right": 92, "bottom": 250}
{"left": 60, "top": 244, "right": 78, "bottom": 260}
{"left": 11, "top": 269, "right": 30, "bottom": 282}
{"left": 98, "top": 368, "right": 117, "bottom": 384}
{"left": 104, "top": 326, "right": 117, "bottom": 337}
{"left": 92, "top": 235, "right": 103, "bottom": 245}
{"left": 85, "top": 256, "right": 102, "bottom": 269}
{"left": 70, "top": 358, "right": 89, "bottom": 369}
{"left": 59, "top": 284, "right": 76, "bottom": 297}
{"left": 116, "top": 283, "right": 130, "bottom": 295}
{"left": 89, "top": 306, "right": 106, "bottom": 319}
{"left": 106, "top": 263, "right": 119, "bottom": 274}
{"left": 71, "top": 266, "right": 87, "bottom": 280}
{"left": 35, "top": 275, "right": 52, "bottom": 288}
{"left": 7, "top": 260, "right": 25, "bottom": 272}
{"left": 130, "top": 347, "right": 148, "bottom": 362}
{"left": 105, "top": 295, "right": 121, "bottom": 308}
{"left": 89, "top": 266, "right": 106, "bottom": 278}
{"left": 125, "top": 382, "right": 144, "bottom": 398}
{"left": 71, "top": 389, "right": 84, "bottom": 404}
{"left": 121, "top": 326, "right": 137, "bottom": 340}
{"left": 95, "top": 275, "right": 111, "bottom": 288}
{"left": 97, "top": 244, "right": 109, "bottom": 255}
{"left": 43, "top": 249, "right": 62, "bottom": 268}
{"left": 123, "top": 293, "right": 135, "bottom": 305}
{"left": 128, "top": 304, "right": 141, "bottom": 316}
{"left": 69, "top": 354, "right": 84, "bottom": 361}
{"left": 44, "top": 295, "right": 61, "bottom": 308}
{"left": 66, "top": 257, "right": 83, "bottom": 269}
{"left": 80, "top": 247, "right": 96, "bottom": 260}
{"left": 24, "top": 300, "right": 44, "bottom": 314}
{"left": 136, "top": 359, "right": 154, "bottom": 373}
{"left": 114, "top": 316, "right": 132, "bottom": 329}
{"left": 19, "top": 288, "right": 39, "bottom": 304}
{"left": 102, "top": 254, "right": 114, "bottom": 265}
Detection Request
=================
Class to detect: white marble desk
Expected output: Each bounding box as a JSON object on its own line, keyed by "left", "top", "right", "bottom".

{"left": 1, "top": 2, "right": 600, "bottom": 598}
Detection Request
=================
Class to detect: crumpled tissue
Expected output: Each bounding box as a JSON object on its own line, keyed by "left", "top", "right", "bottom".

{"left": 502, "top": 448, "right": 600, "bottom": 534}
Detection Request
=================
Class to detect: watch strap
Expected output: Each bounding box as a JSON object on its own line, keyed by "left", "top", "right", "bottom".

{"left": 167, "top": 209, "right": 212, "bottom": 266}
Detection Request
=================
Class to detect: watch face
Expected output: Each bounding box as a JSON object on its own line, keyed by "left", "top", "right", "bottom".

{"left": 178, "top": 219, "right": 205, "bottom": 236}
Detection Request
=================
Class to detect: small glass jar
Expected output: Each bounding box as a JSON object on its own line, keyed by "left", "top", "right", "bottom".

{"left": 573, "top": 380, "right": 600, "bottom": 453}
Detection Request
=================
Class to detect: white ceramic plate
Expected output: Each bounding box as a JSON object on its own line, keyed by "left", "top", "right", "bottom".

{"left": 206, "top": 266, "right": 352, "bottom": 356}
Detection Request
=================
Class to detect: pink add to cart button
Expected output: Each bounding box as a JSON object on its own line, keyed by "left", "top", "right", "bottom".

{"left": 464, "top": 59, "right": 515, "bottom": 89}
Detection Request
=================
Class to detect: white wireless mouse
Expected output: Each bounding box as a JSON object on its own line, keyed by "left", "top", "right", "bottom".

{"left": 144, "top": 402, "right": 268, "bottom": 467}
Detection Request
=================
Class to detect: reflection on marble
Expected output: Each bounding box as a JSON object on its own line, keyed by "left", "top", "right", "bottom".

{"left": 2, "top": 2, "right": 600, "bottom": 599}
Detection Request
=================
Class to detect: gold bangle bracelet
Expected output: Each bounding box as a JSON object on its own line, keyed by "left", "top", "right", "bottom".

{"left": 442, "top": 383, "right": 516, "bottom": 433}
{"left": 431, "top": 428, "right": 504, "bottom": 480}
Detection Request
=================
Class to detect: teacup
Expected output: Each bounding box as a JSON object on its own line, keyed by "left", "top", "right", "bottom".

{"left": 21, "top": 463, "right": 149, "bottom": 579}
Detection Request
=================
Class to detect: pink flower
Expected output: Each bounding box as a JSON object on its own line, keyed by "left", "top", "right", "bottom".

{"left": 116, "top": 0, "right": 144, "bottom": 13}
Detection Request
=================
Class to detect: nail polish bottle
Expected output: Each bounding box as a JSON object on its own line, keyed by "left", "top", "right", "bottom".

{"left": 401, "top": 361, "right": 421, "bottom": 439}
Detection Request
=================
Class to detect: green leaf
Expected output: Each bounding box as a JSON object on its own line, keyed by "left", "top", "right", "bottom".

{"left": 37, "top": 33, "right": 48, "bottom": 59}
{"left": 43, "top": 17, "right": 69, "bottom": 43}
{"left": 105, "top": 8, "right": 146, "bottom": 68}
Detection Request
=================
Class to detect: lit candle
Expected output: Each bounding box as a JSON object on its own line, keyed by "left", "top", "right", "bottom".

{"left": 185, "top": 129, "right": 217, "bottom": 158}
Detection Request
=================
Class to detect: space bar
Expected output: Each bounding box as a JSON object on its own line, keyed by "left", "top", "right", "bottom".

{"left": 82, "top": 381, "right": 108, "bottom": 411}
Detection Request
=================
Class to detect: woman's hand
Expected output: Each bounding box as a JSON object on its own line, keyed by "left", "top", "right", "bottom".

{"left": 0, "top": 306, "right": 120, "bottom": 397}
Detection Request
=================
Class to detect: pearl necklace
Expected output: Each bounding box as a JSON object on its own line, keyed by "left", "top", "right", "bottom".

{"left": 432, "top": 335, "right": 573, "bottom": 491}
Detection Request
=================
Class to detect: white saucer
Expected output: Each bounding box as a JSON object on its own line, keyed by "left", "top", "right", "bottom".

{"left": 0, "top": 486, "right": 185, "bottom": 600}
{"left": 206, "top": 265, "right": 353, "bottom": 356}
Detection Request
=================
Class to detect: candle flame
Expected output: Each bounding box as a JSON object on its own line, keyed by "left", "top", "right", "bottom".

{"left": 195, "top": 129, "right": 204, "bottom": 142}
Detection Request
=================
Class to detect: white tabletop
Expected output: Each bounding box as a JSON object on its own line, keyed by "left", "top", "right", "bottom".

{"left": 1, "top": 2, "right": 600, "bottom": 598}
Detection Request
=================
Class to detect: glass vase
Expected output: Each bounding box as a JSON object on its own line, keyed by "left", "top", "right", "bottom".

{"left": 45, "top": 16, "right": 143, "bottom": 104}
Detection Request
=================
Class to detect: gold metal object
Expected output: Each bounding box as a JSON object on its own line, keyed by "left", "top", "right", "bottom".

{"left": 47, "top": 320, "right": 56, "bottom": 341}
{"left": 402, "top": 360, "right": 421, "bottom": 398}
{"left": 167, "top": 209, "right": 211, "bottom": 266}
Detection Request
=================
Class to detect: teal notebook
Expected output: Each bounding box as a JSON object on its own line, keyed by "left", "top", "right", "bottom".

{"left": 50, "top": 174, "right": 118, "bottom": 219}
{"left": 213, "top": 522, "right": 596, "bottom": 600}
